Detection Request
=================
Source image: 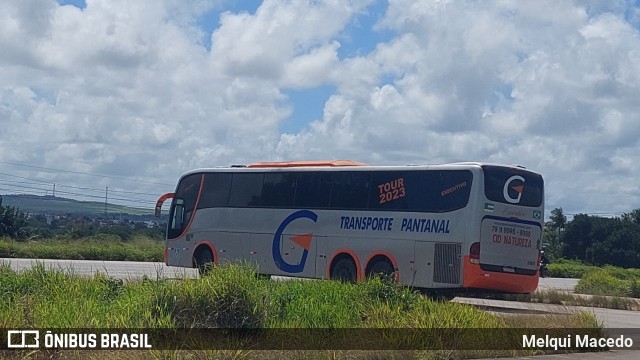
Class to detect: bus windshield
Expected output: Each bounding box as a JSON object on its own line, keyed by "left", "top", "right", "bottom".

{"left": 167, "top": 173, "right": 202, "bottom": 239}
{"left": 482, "top": 165, "right": 543, "bottom": 207}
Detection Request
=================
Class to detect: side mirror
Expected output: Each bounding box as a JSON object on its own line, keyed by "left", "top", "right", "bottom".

{"left": 155, "top": 193, "right": 175, "bottom": 217}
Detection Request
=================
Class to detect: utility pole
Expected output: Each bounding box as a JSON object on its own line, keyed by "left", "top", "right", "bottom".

{"left": 53, "top": 183, "right": 56, "bottom": 197}
{"left": 105, "top": 186, "right": 108, "bottom": 216}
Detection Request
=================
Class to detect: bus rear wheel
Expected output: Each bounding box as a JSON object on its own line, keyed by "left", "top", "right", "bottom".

{"left": 193, "top": 247, "right": 214, "bottom": 276}
{"left": 330, "top": 256, "right": 357, "bottom": 283}
{"left": 366, "top": 258, "right": 394, "bottom": 280}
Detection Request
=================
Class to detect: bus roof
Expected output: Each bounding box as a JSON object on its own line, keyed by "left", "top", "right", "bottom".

{"left": 179, "top": 162, "right": 542, "bottom": 177}
{"left": 247, "top": 160, "right": 366, "bottom": 168}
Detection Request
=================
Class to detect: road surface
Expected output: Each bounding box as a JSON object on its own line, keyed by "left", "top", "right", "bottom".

{"left": 0, "top": 258, "right": 578, "bottom": 289}
{"left": 0, "top": 257, "right": 198, "bottom": 279}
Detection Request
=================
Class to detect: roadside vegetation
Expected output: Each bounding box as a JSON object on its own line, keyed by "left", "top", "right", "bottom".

{"left": 546, "top": 259, "right": 599, "bottom": 278}
{"left": 0, "top": 235, "right": 163, "bottom": 262}
{"left": 575, "top": 266, "right": 640, "bottom": 298}
{"left": 503, "top": 290, "right": 640, "bottom": 311}
{"left": 0, "top": 263, "right": 603, "bottom": 360}
{"left": 542, "top": 259, "right": 640, "bottom": 300}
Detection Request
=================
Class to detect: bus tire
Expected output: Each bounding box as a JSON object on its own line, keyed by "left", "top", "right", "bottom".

{"left": 330, "top": 256, "right": 357, "bottom": 283}
{"left": 366, "top": 258, "right": 394, "bottom": 280}
{"left": 193, "top": 247, "right": 214, "bottom": 276}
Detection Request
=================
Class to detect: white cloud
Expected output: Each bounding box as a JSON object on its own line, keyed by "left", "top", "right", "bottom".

{"left": 1, "top": 0, "right": 639, "bottom": 216}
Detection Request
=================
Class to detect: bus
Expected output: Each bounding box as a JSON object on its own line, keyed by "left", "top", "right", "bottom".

{"left": 155, "top": 160, "right": 544, "bottom": 294}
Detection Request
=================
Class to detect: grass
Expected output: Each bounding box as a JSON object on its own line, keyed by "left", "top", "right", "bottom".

{"left": 502, "top": 290, "right": 640, "bottom": 311}
{"left": 545, "top": 259, "right": 640, "bottom": 299}
{"left": 546, "top": 259, "right": 599, "bottom": 278}
{"left": 0, "top": 235, "right": 163, "bottom": 262}
{"left": 0, "top": 263, "right": 605, "bottom": 360}
{"left": 575, "top": 266, "right": 640, "bottom": 298}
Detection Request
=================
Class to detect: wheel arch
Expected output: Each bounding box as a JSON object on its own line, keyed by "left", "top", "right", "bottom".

{"left": 364, "top": 251, "right": 398, "bottom": 275}
{"left": 326, "top": 248, "right": 363, "bottom": 281}
{"left": 192, "top": 241, "right": 218, "bottom": 268}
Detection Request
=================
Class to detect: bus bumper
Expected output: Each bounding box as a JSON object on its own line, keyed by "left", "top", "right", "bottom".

{"left": 463, "top": 256, "right": 539, "bottom": 294}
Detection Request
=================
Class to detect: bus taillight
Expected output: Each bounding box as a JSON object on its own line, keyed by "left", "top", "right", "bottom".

{"left": 469, "top": 242, "right": 480, "bottom": 264}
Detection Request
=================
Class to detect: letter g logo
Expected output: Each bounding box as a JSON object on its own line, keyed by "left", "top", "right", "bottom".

{"left": 272, "top": 210, "right": 318, "bottom": 273}
{"left": 503, "top": 175, "right": 525, "bottom": 204}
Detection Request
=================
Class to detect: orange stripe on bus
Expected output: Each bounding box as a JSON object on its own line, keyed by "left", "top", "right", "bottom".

{"left": 247, "top": 160, "right": 365, "bottom": 168}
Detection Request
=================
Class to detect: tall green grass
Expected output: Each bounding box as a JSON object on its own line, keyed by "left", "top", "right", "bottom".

{"left": 0, "top": 263, "right": 604, "bottom": 359}
{"left": 0, "top": 235, "right": 163, "bottom": 262}
{"left": 575, "top": 266, "right": 640, "bottom": 298}
{"left": 546, "top": 259, "right": 599, "bottom": 278}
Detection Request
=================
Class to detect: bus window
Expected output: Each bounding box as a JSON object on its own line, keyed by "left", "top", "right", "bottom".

{"left": 369, "top": 171, "right": 411, "bottom": 211}
{"left": 483, "top": 166, "right": 543, "bottom": 207}
{"left": 294, "top": 172, "right": 331, "bottom": 208}
{"left": 440, "top": 170, "right": 473, "bottom": 212}
{"left": 198, "top": 173, "right": 232, "bottom": 209}
{"left": 262, "top": 173, "right": 297, "bottom": 207}
{"left": 330, "top": 172, "right": 371, "bottom": 209}
{"left": 414, "top": 171, "right": 442, "bottom": 212}
{"left": 167, "top": 173, "right": 202, "bottom": 239}
{"left": 229, "top": 173, "right": 264, "bottom": 207}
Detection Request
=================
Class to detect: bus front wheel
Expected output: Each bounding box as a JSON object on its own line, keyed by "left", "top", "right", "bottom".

{"left": 193, "top": 247, "right": 214, "bottom": 276}
{"left": 330, "top": 256, "right": 357, "bottom": 283}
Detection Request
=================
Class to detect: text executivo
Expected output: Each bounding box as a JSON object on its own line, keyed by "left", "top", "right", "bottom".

{"left": 339, "top": 216, "right": 451, "bottom": 234}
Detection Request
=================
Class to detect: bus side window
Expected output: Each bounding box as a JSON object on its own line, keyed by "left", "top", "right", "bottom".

{"left": 229, "top": 173, "right": 264, "bottom": 207}
{"left": 370, "top": 171, "right": 410, "bottom": 210}
{"left": 330, "top": 172, "right": 370, "bottom": 209}
{"left": 295, "top": 172, "right": 331, "bottom": 208}
{"left": 440, "top": 170, "right": 473, "bottom": 212}
{"left": 198, "top": 173, "right": 232, "bottom": 209}
{"left": 262, "top": 173, "right": 296, "bottom": 207}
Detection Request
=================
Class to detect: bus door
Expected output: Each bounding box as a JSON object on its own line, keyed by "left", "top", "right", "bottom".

{"left": 278, "top": 231, "right": 318, "bottom": 278}
{"left": 413, "top": 241, "right": 435, "bottom": 288}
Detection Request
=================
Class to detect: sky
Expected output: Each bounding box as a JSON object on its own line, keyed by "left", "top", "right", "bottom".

{"left": 1, "top": 0, "right": 640, "bottom": 218}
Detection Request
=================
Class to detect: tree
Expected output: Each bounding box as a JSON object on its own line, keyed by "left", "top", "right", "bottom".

{"left": 622, "top": 209, "right": 640, "bottom": 225}
{"left": 0, "top": 196, "right": 30, "bottom": 240}
{"left": 560, "top": 211, "right": 640, "bottom": 268}
{"left": 542, "top": 208, "right": 568, "bottom": 261}
{"left": 562, "top": 214, "right": 618, "bottom": 262}
{"left": 549, "top": 208, "right": 567, "bottom": 231}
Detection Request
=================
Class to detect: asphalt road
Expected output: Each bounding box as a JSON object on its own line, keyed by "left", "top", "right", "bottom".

{"left": 0, "top": 258, "right": 579, "bottom": 288}
{"left": 0, "top": 257, "right": 198, "bottom": 279}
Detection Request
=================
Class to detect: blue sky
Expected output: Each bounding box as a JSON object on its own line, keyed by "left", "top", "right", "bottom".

{"left": 1, "top": 0, "right": 640, "bottom": 218}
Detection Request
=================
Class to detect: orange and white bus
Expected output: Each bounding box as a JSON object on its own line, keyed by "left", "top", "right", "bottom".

{"left": 156, "top": 161, "right": 544, "bottom": 294}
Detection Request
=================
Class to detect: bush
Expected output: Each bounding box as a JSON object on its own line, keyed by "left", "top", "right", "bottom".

{"left": 153, "top": 264, "right": 269, "bottom": 328}
{"left": 575, "top": 267, "right": 640, "bottom": 298}
{"left": 547, "top": 259, "right": 598, "bottom": 278}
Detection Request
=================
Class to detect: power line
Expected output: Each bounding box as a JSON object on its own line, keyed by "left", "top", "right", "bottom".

{"left": 0, "top": 168, "right": 168, "bottom": 207}
{"left": 0, "top": 172, "right": 54, "bottom": 184}
{"left": 1, "top": 173, "right": 163, "bottom": 197}
{"left": 0, "top": 160, "right": 173, "bottom": 186}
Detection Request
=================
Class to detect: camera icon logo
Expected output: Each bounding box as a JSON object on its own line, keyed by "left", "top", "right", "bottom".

{"left": 7, "top": 330, "right": 40, "bottom": 348}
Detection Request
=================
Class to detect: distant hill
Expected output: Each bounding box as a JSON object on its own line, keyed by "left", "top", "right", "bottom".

{"left": 0, "top": 194, "right": 155, "bottom": 216}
